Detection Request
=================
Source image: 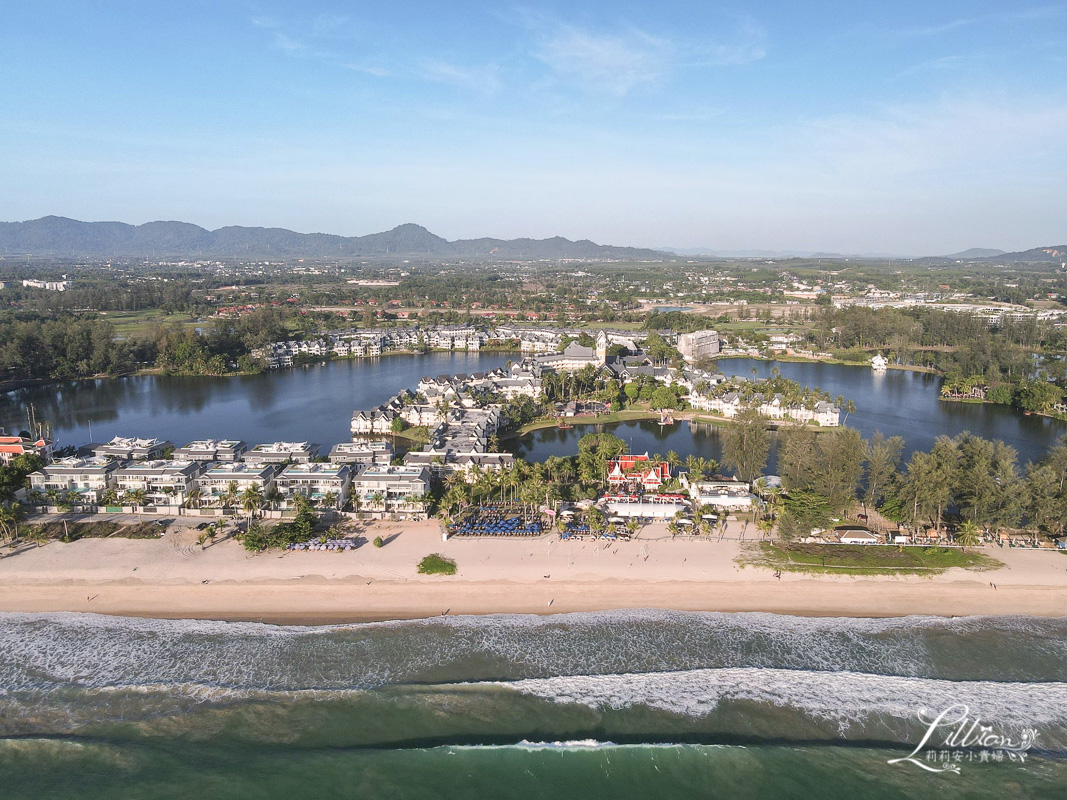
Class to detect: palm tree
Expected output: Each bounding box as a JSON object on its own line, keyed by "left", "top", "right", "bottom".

{"left": 756, "top": 514, "right": 775, "bottom": 540}
{"left": 322, "top": 490, "right": 338, "bottom": 510}
{"left": 264, "top": 486, "right": 283, "bottom": 511}
{"left": 240, "top": 484, "right": 263, "bottom": 519}
{"left": 185, "top": 485, "right": 202, "bottom": 510}
{"left": 123, "top": 489, "right": 148, "bottom": 511}
{"left": 843, "top": 398, "right": 857, "bottom": 424}
{"left": 0, "top": 504, "right": 20, "bottom": 543}
{"left": 955, "top": 520, "right": 981, "bottom": 551}
{"left": 27, "top": 525, "right": 48, "bottom": 548}
{"left": 221, "top": 481, "right": 240, "bottom": 510}
{"left": 684, "top": 454, "right": 701, "bottom": 480}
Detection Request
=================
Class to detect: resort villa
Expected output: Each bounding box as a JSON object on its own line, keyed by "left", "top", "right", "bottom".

{"left": 197, "top": 462, "right": 279, "bottom": 506}
{"left": 0, "top": 429, "right": 53, "bottom": 464}
{"left": 683, "top": 478, "right": 756, "bottom": 511}
{"left": 350, "top": 465, "right": 431, "bottom": 518}
{"left": 93, "top": 436, "right": 174, "bottom": 461}
{"left": 274, "top": 463, "right": 352, "bottom": 509}
{"left": 535, "top": 331, "right": 609, "bottom": 372}
{"left": 328, "top": 440, "right": 393, "bottom": 466}
{"left": 28, "top": 456, "right": 119, "bottom": 504}
{"left": 112, "top": 460, "right": 206, "bottom": 507}
{"left": 606, "top": 454, "right": 672, "bottom": 492}
{"left": 172, "top": 439, "right": 248, "bottom": 462}
{"left": 246, "top": 441, "right": 320, "bottom": 463}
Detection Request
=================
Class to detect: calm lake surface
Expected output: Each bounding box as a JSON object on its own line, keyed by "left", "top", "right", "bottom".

{"left": 514, "top": 358, "right": 1066, "bottom": 468}
{"left": 0, "top": 353, "right": 508, "bottom": 452}
{"left": 2, "top": 354, "right": 1063, "bottom": 465}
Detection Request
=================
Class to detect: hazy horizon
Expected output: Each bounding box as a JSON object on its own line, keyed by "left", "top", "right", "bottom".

{"left": 2, "top": 2, "right": 1064, "bottom": 254}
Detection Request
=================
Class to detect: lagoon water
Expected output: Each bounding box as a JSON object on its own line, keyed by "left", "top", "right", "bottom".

{"left": 1, "top": 611, "right": 1065, "bottom": 799}
{"left": 515, "top": 358, "right": 1065, "bottom": 467}
{"left": 4, "top": 360, "right": 1067, "bottom": 796}
{"left": 2, "top": 354, "right": 1064, "bottom": 464}
{"left": 0, "top": 353, "right": 508, "bottom": 452}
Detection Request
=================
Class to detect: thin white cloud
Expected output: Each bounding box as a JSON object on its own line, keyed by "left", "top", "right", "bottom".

{"left": 521, "top": 11, "right": 767, "bottom": 96}
{"left": 699, "top": 19, "right": 768, "bottom": 65}
{"left": 270, "top": 32, "right": 306, "bottom": 54}
{"left": 344, "top": 64, "right": 391, "bottom": 78}
{"left": 419, "top": 60, "right": 502, "bottom": 95}
{"left": 533, "top": 25, "right": 672, "bottom": 96}
{"left": 894, "top": 6, "right": 1067, "bottom": 37}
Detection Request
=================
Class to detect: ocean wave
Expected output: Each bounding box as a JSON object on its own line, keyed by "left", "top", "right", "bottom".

{"left": 503, "top": 666, "right": 1067, "bottom": 738}
{"left": 1, "top": 611, "right": 1064, "bottom": 693}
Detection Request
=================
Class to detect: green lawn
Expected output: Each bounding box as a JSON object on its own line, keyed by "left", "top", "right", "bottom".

{"left": 515, "top": 409, "right": 657, "bottom": 435}
{"left": 98, "top": 310, "right": 199, "bottom": 338}
{"left": 738, "top": 542, "right": 1002, "bottom": 576}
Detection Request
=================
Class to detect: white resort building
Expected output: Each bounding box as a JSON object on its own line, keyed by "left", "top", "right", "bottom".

{"left": 93, "top": 436, "right": 174, "bottom": 461}
{"left": 198, "top": 463, "right": 279, "bottom": 505}
{"left": 274, "top": 463, "right": 351, "bottom": 509}
{"left": 172, "top": 439, "right": 248, "bottom": 462}
{"left": 246, "top": 441, "right": 320, "bottom": 463}
{"left": 350, "top": 465, "right": 431, "bottom": 518}
{"left": 29, "top": 457, "right": 119, "bottom": 504}
{"left": 328, "top": 441, "right": 393, "bottom": 466}
{"left": 113, "top": 460, "right": 206, "bottom": 507}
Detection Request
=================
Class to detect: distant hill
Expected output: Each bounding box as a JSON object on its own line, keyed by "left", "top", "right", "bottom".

{"left": 981, "top": 245, "right": 1067, "bottom": 263}
{"left": 942, "top": 248, "right": 1006, "bottom": 259}
{"left": 0, "top": 216, "right": 670, "bottom": 261}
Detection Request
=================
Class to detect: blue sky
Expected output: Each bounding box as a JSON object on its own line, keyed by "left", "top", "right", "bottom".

{"left": 1, "top": 1, "right": 1065, "bottom": 254}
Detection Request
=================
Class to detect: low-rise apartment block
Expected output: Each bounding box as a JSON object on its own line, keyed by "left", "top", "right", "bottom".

{"left": 172, "top": 439, "right": 248, "bottom": 462}
{"left": 246, "top": 441, "right": 320, "bottom": 463}
{"left": 93, "top": 436, "right": 174, "bottom": 461}
{"left": 275, "top": 463, "right": 351, "bottom": 509}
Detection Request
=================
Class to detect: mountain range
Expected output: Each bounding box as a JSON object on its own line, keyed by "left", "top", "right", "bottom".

{"left": 0, "top": 216, "right": 669, "bottom": 261}
{"left": 0, "top": 216, "right": 1062, "bottom": 263}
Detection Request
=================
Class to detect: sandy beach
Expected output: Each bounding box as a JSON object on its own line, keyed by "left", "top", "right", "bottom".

{"left": 1, "top": 519, "right": 1065, "bottom": 622}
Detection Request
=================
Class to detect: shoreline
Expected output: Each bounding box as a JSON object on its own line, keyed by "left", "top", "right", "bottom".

{"left": 715, "top": 352, "right": 940, "bottom": 375}
{"left": 2, "top": 579, "right": 1066, "bottom": 624}
{"left": 2, "top": 521, "right": 1065, "bottom": 624}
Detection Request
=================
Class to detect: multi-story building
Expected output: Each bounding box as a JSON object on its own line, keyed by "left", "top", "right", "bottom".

{"left": 172, "top": 439, "right": 248, "bottom": 462}
{"left": 246, "top": 441, "right": 320, "bottom": 463}
{"left": 328, "top": 440, "right": 393, "bottom": 466}
{"left": 274, "top": 463, "right": 351, "bottom": 509}
{"left": 197, "top": 463, "right": 280, "bottom": 506}
{"left": 0, "top": 429, "right": 53, "bottom": 464}
{"left": 534, "top": 331, "right": 608, "bottom": 371}
{"left": 93, "top": 436, "right": 174, "bottom": 461}
{"left": 676, "top": 330, "right": 721, "bottom": 363}
{"left": 351, "top": 408, "right": 397, "bottom": 435}
{"left": 113, "top": 460, "right": 206, "bottom": 506}
{"left": 28, "top": 457, "right": 119, "bottom": 504}
{"left": 403, "top": 450, "right": 514, "bottom": 481}
{"left": 350, "top": 465, "right": 431, "bottom": 518}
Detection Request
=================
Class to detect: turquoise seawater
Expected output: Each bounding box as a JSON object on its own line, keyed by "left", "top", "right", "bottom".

{"left": 1, "top": 611, "right": 1064, "bottom": 798}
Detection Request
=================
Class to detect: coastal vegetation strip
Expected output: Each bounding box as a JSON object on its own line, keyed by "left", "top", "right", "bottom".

{"left": 738, "top": 542, "right": 1003, "bottom": 576}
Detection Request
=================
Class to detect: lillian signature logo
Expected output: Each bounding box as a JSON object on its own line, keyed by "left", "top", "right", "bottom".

{"left": 888, "top": 703, "right": 1038, "bottom": 774}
